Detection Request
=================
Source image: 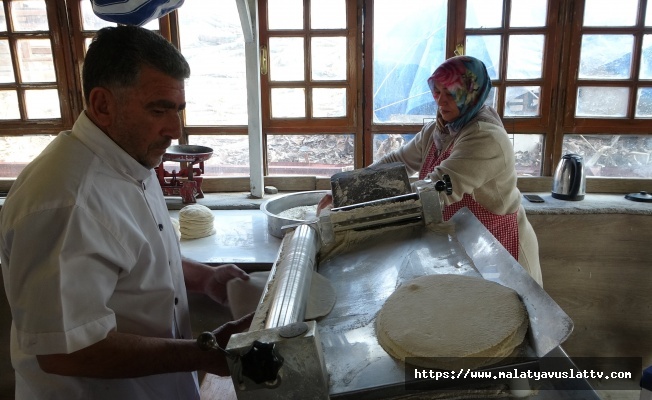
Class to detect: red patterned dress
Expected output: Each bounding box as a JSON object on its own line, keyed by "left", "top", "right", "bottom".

{"left": 419, "top": 145, "right": 519, "bottom": 260}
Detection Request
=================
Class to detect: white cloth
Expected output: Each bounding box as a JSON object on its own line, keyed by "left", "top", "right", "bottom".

{"left": 90, "top": 0, "right": 185, "bottom": 26}
{"left": 0, "top": 112, "right": 199, "bottom": 400}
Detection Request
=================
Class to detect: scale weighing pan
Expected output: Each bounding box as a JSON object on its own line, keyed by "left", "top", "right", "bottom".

{"left": 163, "top": 144, "right": 213, "bottom": 163}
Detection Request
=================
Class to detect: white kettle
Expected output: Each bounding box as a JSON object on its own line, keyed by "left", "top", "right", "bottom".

{"left": 551, "top": 154, "right": 586, "bottom": 201}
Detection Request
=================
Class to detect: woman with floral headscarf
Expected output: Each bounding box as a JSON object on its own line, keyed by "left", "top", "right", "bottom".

{"left": 373, "top": 55, "right": 542, "bottom": 286}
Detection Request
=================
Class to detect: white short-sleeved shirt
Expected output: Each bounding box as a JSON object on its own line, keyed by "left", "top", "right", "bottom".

{"left": 0, "top": 112, "right": 199, "bottom": 400}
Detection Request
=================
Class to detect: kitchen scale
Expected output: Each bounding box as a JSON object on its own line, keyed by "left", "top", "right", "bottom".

{"left": 155, "top": 144, "right": 213, "bottom": 204}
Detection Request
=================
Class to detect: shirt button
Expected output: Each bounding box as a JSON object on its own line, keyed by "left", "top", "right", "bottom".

{"left": 158, "top": 224, "right": 164, "bottom": 231}
{"left": 175, "top": 297, "right": 179, "bottom": 305}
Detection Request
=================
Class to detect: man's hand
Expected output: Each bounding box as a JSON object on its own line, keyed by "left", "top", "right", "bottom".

{"left": 202, "top": 264, "right": 249, "bottom": 306}
{"left": 206, "top": 312, "right": 255, "bottom": 376}
{"left": 182, "top": 258, "right": 248, "bottom": 305}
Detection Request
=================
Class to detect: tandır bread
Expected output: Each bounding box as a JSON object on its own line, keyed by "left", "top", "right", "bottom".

{"left": 178, "top": 204, "right": 216, "bottom": 240}
{"left": 376, "top": 274, "right": 528, "bottom": 370}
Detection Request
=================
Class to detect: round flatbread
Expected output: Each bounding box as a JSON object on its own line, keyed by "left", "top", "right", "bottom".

{"left": 179, "top": 204, "right": 215, "bottom": 240}
{"left": 376, "top": 274, "right": 528, "bottom": 370}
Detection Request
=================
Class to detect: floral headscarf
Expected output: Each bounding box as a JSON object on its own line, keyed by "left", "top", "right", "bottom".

{"left": 427, "top": 56, "right": 491, "bottom": 132}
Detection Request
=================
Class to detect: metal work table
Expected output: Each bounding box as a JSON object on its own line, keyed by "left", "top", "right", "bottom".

{"left": 169, "top": 209, "right": 281, "bottom": 270}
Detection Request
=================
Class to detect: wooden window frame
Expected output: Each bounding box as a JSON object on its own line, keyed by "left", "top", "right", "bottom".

{"left": 0, "top": 0, "right": 650, "bottom": 193}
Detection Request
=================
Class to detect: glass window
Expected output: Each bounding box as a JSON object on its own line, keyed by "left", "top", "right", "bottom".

{"left": 373, "top": 133, "right": 417, "bottom": 165}
{"left": 507, "top": 35, "right": 544, "bottom": 79}
{"left": 311, "top": 37, "right": 346, "bottom": 81}
{"left": 16, "top": 38, "right": 55, "bottom": 82}
{"left": 269, "top": 37, "right": 305, "bottom": 81}
{"left": 190, "top": 135, "right": 251, "bottom": 177}
{"left": 576, "top": 87, "right": 629, "bottom": 117}
{"left": 510, "top": 0, "right": 547, "bottom": 27}
{"left": 271, "top": 88, "right": 305, "bottom": 118}
{"left": 24, "top": 89, "right": 60, "bottom": 119}
{"left": 640, "top": 34, "right": 652, "bottom": 79}
{"left": 579, "top": 35, "right": 634, "bottom": 80}
{"left": 0, "top": 90, "right": 19, "bottom": 119}
{"left": 312, "top": 88, "right": 346, "bottom": 118}
{"left": 466, "top": 35, "right": 501, "bottom": 80}
{"left": 10, "top": 0, "right": 49, "bottom": 31}
{"left": 372, "top": 0, "right": 447, "bottom": 124}
{"left": 636, "top": 88, "right": 652, "bottom": 117}
{"left": 177, "top": 1, "right": 247, "bottom": 126}
{"left": 267, "top": 134, "right": 354, "bottom": 177}
{"left": 466, "top": 0, "right": 503, "bottom": 28}
{"left": 311, "top": 0, "right": 346, "bottom": 29}
{"left": 0, "top": 39, "right": 12, "bottom": 83}
{"left": 0, "top": 1, "right": 7, "bottom": 31}
{"left": 505, "top": 86, "right": 540, "bottom": 117}
{"left": 583, "top": 0, "right": 638, "bottom": 27}
{"left": 512, "top": 134, "right": 543, "bottom": 176}
{"left": 563, "top": 134, "right": 652, "bottom": 178}
{"left": 268, "top": 0, "right": 303, "bottom": 30}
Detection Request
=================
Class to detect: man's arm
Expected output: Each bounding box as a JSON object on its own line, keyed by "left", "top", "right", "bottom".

{"left": 37, "top": 313, "right": 253, "bottom": 378}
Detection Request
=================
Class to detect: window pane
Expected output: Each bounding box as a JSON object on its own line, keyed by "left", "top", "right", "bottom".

{"left": 312, "top": 88, "right": 346, "bottom": 117}
{"left": 267, "top": 134, "right": 354, "bottom": 177}
{"left": 647, "top": 2, "right": 652, "bottom": 26}
{"left": 271, "top": 88, "right": 305, "bottom": 118}
{"left": 466, "top": 0, "right": 502, "bottom": 28}
{"left": 311, "top": 37, "right": 346, "bottom": 81}
{"left": 0, "top": 39, "right": 13, "bottom": 82}
{"left": 24, "top": 89, "right": 60, "bottom": 118}
{"left": 268, "top": 0, "right": 303, "bottom": 30}
{"left": 641, "top": 35, "right": 652, "bottom": 79}
{"left": 505, "top": 86, "right": 540, "bottom": 117}
{"left": 372, "top": 0, "right": 446, "bottom": 124}
{"left": 507, "top": 35, "right": 544, "bottom": 79}
{"left": 576, "top": 86, "right": 629, "bottom": 117}
{"left": 563, "top": 134, "right": 652, "bottom": 178}
{"left": 0, "top": 1, "right": 7, "bottom": 32}
{"left": 513, "top": 134, "right": 543, "bottom": 176}
{"left": 16, "top": 38, "right": 55, "bottom": 82}
{"left": 269, "top": 37, "right": 304, "bottom": 81}
{"left": 579, "top": 35, "right": 633, "bottom": 80}
{"left": 510, "top": 0, "right": 547, "bottom": 27}
{"left": 10, "top": 0, "right": 49, "bottom": 31}
{"left": 485, "top": 87, "right": 497, "bottom": 109}
{"left": 373, "top": 133, "right": 416, "bottom": 165}
{"left": 311, "top": 0, "right": 346, "bottom": 29}
{"left": 0, "top": 135, "right": 55, "bottom": 178}
{"left": 178, "top": 1, "right": 247, "bottom": 125}
{"left": 190, "top": 135, "right": 250, "bottom": 177}
{"left": 583, "top": 0, "right": 637, "bottom": 27}
{"left": 466, "top": 35, "right": 501, "bottom": 79}
{"left": 0, "top": 90, "right": 20, "bottom": 119}
{"left": 636, "top": 88, "right": 652, "bottom": 117}
{"left": 373, "top": 0, "right": 448, "bottom": 123}
{"left": 80, "top": 0, "right": 115, "bottom": 31}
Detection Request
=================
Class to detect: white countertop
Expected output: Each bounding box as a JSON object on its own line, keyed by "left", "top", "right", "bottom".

{"left": 169, "top": 209, "right": 281, "bottom": 268}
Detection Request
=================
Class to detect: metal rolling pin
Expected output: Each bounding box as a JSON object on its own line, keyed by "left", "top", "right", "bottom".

{"left": 265, "top": 224, "right": 320, "bottom": 329}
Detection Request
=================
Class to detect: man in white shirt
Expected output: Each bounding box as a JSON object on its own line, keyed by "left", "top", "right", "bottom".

{"left": 0, "top": 25, "right": 250, "bottom": 399}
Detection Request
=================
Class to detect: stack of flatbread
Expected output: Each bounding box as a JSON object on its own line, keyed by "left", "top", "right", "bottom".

{"left": 178, "top": 204, "right": 216, "bottom": 240}
{"left": 376, "top": 274, "right": 528, "bottom": 370}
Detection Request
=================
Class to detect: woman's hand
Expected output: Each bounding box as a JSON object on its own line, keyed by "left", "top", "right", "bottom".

{"left": 316, "top": 193, "right": 333, "bottom": 215}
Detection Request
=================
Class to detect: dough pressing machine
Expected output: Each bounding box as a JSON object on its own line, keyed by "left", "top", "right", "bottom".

{"left": 200, "top": 171, "right": 587, "bottom": 399}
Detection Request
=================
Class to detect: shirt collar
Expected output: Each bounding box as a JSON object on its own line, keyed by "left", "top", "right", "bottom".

{"left": 71, "top": 112, "right": 153, "bottom": 182}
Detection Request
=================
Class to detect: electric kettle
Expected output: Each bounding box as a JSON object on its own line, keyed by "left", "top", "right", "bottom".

{"left": 551, "top": 153, "right": 586, "bottom": 201}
